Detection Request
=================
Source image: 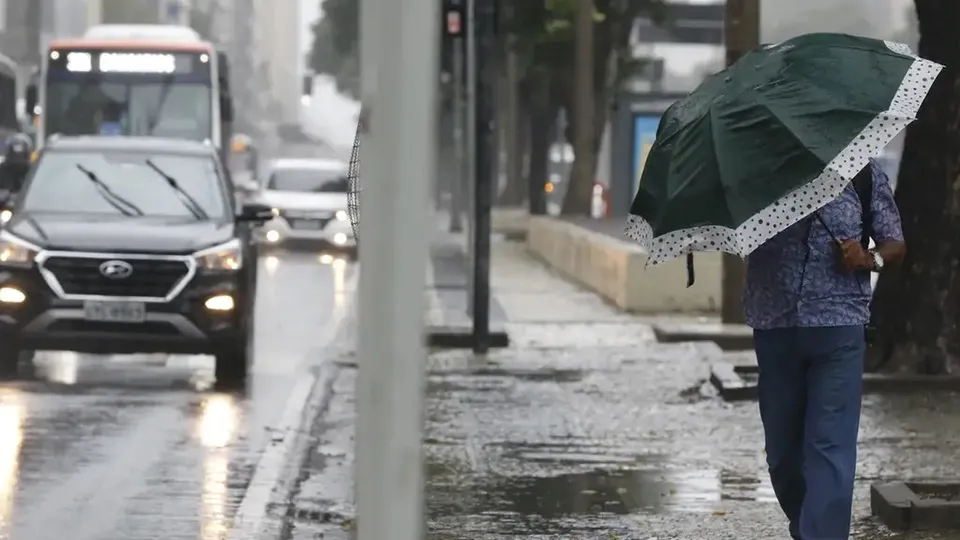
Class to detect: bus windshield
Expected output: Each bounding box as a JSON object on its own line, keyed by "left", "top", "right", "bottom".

{"left": 42, "top": 48, "right": 215, "bottom": 142}
{"left": 45, "top": 78, "right": 212, "bottom": 141}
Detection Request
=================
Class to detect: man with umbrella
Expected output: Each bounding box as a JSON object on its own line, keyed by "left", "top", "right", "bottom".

{"left": 744, "top": 158, "right": 904, "bottom": 540}
{"left": 625, "top": 33, "right": 942, "bottom": 539}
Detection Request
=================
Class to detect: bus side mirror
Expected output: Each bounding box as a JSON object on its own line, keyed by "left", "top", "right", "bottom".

{"left": 220, "top": 93, "right": 233, "bottom": 123}
{"left": 25, "top": 85, "right": 37, "bottom": 117}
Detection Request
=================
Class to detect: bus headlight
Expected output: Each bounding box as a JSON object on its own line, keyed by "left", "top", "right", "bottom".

{"left": 194, "top": 239, "right": 242, "bottom": 271}
{"left": 0, "top": 231, "right": 38, "bottom": 266}
{"left": 336, "top": 210, "right": 347, "bottom": 222}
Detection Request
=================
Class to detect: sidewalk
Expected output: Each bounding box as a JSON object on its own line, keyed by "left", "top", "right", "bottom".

{"left": 285, "top": 239, "right": 960, "bottom": 540}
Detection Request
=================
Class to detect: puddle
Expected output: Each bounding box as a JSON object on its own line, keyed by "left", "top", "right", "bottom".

{"left": 428, "top": 368, "right": 586, "bottom": 395}
{"left": 472, "top": 467, "right": 775, "bottom": 516}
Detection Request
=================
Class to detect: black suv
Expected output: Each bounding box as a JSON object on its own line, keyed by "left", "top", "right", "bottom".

{"left": 0, "top": 136, "right": 272, "bottom": 384}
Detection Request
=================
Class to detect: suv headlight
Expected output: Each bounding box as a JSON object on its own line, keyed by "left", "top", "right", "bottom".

{"left": 0, "top": 231, "right": 39, "bottom": 266}
{"left": 194, "top": 238, "right": 242, "bottom": 271}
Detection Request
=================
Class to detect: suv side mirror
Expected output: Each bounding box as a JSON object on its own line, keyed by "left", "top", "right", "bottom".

{"left": 237, "top": 202, "right": 273, "bottom": 223}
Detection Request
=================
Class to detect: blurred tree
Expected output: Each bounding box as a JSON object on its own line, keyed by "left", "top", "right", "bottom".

{"left": 890, "top": 4, "right": 919, "bottom": 49}
{"left": 308, "top": 0, "right": 360, "bottom": 97}
{"left": 868, "top": 0, "right": 960, "bottom": 374}
{"left": 305, "top": 0, "right": 662, "bottom": 212}
{"left": 189, "top": 6, "right": 214, "bottom": 40}
{"left": 507, "top": 0, "right": 663, "bottom": 215}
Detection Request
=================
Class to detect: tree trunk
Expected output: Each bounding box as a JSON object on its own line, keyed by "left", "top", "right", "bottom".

{"left": 560, "top": 0, "right": 596, "bottom": 216}
{"left": 528, "top": 99, "right": 551, "bottom": 215}
{"left": 498, "top": 40, "right": 526, "bottom": 206}
{"left": 867, "top": 0, "right": 960, "bottom": 374}
{"left": 518, "top": 103, "right": 531, "bottom": 184}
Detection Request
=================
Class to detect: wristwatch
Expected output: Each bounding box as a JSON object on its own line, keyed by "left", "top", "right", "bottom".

{"left": 869, "top": 249, "right": 884, "bottom": 271}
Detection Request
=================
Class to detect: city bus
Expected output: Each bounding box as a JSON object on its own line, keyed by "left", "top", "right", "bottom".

{"left": 25, "top": 25, "right": 233, "bottom": 163}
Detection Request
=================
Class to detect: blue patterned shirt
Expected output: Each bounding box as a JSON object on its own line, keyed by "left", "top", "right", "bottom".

{"left": 743, "top": 161, "right": 903, "bottom": 329}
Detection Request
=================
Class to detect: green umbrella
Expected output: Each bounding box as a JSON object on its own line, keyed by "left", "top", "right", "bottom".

{"left": 624, "top": 33, "right": 942, "bottom": 271}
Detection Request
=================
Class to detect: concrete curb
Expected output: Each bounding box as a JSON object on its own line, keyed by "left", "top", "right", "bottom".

{"left": 526, "top": 216, "right": 721, "bottom": 313}
{"left": 426, "top": 325, "right": 510, "bottom": 349}
{"left": 710, "top": 359, "right": 960, "bottom": 402}
{"left": 653, "top": 321, "right": 753, "bottom": 350}
{"left": 492, "top": 208, "right": 529, "bottom": 241}
{"left": 872, "top": 482, "right": 960, "bottom": 530}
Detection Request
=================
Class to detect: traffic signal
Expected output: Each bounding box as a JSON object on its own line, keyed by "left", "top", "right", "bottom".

{"left": 443, "top": 0, "right": 464, "bottom": 36}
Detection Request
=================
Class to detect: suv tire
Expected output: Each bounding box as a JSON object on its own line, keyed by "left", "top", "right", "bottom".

{"left": 214, "top": 339, "right": 250, "bottom": 387}
{"left": 0, "top": 341, "right": 23, "bottom": 379}
{"left": 214, "top": 303, "right": 254, "bottom": 388}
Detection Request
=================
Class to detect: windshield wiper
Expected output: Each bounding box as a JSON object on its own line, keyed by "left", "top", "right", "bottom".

{"left": 144, "top": 160, "right": 209, "bottom": 220}
{"left": 75, "top": 164, "right": 145, "bottom": 217}
{"left": 146, "top": 74, "right": 175, "bottom": 134}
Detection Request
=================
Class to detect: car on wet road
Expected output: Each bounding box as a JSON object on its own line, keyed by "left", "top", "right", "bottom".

{"left": 0, "top": 136, "right": 273, "bottom": 384}
{"left": 255, "top": 158, "right": 356, "bottom": 255}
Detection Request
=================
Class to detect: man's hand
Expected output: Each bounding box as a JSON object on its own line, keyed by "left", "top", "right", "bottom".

{"left": 837, "top": 239, "right": 873, "bottom": 273}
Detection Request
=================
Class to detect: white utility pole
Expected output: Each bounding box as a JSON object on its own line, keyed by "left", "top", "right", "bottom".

{"left": 356, "top": 0, "right": 437, "bottom": 539}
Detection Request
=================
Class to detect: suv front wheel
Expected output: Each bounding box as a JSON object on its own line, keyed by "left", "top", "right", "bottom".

{"left": 214, "top": 339, "right": 250, "bottom": 387}
{"left": 214, "top": 303, "right": 254, "bottom": 388}
{"left": 0, "top": 338, "right": 31, "bottom": 380}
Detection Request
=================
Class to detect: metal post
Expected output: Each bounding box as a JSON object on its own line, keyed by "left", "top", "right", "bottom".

{"left": 720, "top": 0, "right": 759, "bottom": 324}
{"left": 464, "top": 0, "right": 477, "bottom": 310}
{"left": 356, "top": 0, "right": 436, "bottom": 538}
{"left": 451, "top": 36, "right": 465, "bottom": 232}
{"left": 470, "top": 0, "right": 495, "bottom": 353}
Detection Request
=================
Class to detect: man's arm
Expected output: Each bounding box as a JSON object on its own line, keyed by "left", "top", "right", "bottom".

{"left": 870, "top": 165, "right": 905, "bottom": 267}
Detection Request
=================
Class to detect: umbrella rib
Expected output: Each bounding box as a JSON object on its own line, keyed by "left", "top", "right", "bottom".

{"left": 705, "top": 106, "right": 738, "bottom": 233}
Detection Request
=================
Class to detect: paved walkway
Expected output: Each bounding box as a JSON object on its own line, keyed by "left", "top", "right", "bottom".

{"left": 286, "top": 239, "right": 960, "bottom": 540}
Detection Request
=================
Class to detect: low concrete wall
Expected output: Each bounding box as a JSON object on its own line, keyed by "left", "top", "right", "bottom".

{"left": 527, "top": 216, "right": 722, "bottom": 313}
{"left": 491, "top": 207, "right": 529, "bottom": 239}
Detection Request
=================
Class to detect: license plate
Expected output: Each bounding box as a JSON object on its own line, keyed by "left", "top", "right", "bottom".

{"left": 291, "top": 219, "right": 322, "bottom": 230}
{"left": 83, "top": 301, "right": 146, "bottom": 323}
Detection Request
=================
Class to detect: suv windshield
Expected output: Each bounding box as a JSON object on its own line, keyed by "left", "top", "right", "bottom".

{"left": 266, "top": 168, "right": 348, "bottom": 193}
{"left": 20, "top": 150, "right": 227, "bottom": 219}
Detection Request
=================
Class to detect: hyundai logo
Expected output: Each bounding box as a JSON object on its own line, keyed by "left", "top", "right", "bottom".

{"left": 99, "top": 260, "right": 134, "bottom": 279}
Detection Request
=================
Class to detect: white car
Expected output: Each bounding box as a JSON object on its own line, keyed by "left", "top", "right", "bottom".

{"left": 255, "top": 158, "right": 356, "bottom": 253}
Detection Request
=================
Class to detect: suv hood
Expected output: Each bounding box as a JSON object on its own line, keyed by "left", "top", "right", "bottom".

{"left": 260, "top": 191, "right": 348, "bottom": 212}
{"left": 8, "top": 212, "right": 235, "bottom": 253}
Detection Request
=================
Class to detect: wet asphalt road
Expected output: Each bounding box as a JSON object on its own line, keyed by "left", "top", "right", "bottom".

{"left": 0, "top": 248, "right": 354, "bottom": 540}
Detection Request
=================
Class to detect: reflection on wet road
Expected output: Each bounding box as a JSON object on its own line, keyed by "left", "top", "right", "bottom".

{"left": 0, "top": 249, "right": 354, "bottom": 540}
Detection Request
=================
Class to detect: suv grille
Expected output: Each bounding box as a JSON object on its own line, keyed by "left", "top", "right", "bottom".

{"left": 41, "top": 256, "right": 191, "bottom": 299}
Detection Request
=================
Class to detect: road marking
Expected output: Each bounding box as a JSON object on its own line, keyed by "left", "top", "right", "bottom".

{"left": 229, "top": 266, "right": 359, "bottom": 538}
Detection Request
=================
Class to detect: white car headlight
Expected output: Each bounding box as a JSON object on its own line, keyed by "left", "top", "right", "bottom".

{"left": 336, "top": 210, "right": 348, "bottom": 222}
{"left": 0, "top": 231, "right": 39, "bottom": 266}
{"left": 194, "top": 238, "right": 242, "bottom": 271}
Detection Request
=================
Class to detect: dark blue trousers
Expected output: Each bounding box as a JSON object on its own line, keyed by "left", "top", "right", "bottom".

{"left": 754, "top": 325, "right": 865, "bottom": 540}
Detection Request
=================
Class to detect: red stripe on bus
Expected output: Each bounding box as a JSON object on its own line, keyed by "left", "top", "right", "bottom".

{"left": 48, "top": 40, "right": 213, "bottom": 52}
